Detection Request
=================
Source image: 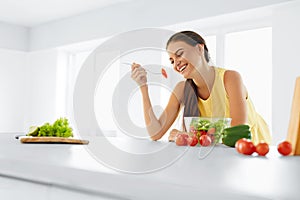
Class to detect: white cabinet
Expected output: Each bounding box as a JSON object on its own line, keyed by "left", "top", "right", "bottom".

{"left": 0, "top": 176, "right": 48, "bottom": 200}
{"left": 0, "top": 176, "right": 123, "bottom": 200}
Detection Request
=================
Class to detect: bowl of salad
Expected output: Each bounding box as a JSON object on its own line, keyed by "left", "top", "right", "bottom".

{"left": 183, "top": 117, "right": 232, "bottom": 146}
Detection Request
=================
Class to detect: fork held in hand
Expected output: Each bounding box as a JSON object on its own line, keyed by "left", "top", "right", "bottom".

{"left": 123, "top": 62, "right": 163, "bottom": 75}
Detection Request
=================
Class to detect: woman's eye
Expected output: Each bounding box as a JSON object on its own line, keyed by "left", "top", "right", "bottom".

{"left": 176, "top": 51, "right": 183, "bottom": 57}
{"left": 170, "top": 60, "right": 174, "bottom": 64}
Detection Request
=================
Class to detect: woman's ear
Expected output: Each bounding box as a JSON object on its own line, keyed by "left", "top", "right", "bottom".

{"left": 197, "top": 44, "right": 205, "bottom": 55}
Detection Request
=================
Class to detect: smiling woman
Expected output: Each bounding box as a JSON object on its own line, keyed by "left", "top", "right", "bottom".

{"left": 130, "top": 30, "right": 271, "bottom": 145}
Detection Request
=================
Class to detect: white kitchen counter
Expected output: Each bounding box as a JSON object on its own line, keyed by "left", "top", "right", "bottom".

{"left": 0, "top": 132, "right": 300, "bottom": 200}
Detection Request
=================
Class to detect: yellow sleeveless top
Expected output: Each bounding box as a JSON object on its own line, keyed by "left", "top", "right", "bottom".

{"left": 198, "top": 67, "right": 271, "bottom": 145}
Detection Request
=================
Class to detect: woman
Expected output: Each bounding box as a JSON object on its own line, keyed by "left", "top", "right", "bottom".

{"left": 131, "top": 31, "right": 271, "bottom": 145}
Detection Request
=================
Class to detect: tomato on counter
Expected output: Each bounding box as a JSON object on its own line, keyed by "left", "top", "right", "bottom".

{"left": 255, "top": 142, "right": 269, "bottom": 156}
{"left": 277, "top": 141, "right": 292, "bottom": 156}
{"left": 235, "top": 138, "right": 256, "bottom": 155}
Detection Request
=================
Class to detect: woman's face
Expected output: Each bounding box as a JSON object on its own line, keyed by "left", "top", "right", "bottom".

{"left": 167, "top": 41, "right": 204, "bottom": 79}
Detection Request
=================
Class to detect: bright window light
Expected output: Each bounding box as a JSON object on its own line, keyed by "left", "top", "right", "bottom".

{"left": 224, "top": 27, "right": 272, "bottom": 128}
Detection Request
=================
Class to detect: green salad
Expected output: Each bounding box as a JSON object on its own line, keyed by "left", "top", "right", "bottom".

{"left": 189, "top": 118, "right": 230, "bottom": 143}
{"left": 27, "top": 117, "right": 73, "bottom": 138}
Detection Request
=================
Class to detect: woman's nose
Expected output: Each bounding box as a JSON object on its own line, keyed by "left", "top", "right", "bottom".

{"left": 173, "top": 59, "right": 181, "bottom": 68}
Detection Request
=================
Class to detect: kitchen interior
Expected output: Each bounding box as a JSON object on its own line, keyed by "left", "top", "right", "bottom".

{"left": 1, "top": 0, "right": 300, "bottom": 199}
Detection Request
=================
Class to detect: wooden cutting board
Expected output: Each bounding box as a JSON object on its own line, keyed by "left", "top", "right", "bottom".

{"left": 20, "top": 136, "right": 89, "bottom": 144}
{"left": 286, "top": 76, "right": 300, "bottom": 155}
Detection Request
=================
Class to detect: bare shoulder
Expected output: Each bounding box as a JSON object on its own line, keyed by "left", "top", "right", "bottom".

{"left": 173, "top": 81, "right": 185, "bottom": 103}
{"left": 174, "top": 81, "right": 185, "bottom": 90}
{"left": 224, "top": 69, "right": 247, "bottom": 96}
{"left": 224, "top": 70, "right": 242, "bottom": 83}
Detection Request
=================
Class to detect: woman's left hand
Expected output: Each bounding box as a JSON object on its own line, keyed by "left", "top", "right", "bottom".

{"left": 168, "top": 129, "right": 182, "bottom": 142}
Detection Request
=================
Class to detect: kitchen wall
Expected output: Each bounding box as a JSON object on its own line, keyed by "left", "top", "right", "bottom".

{"left": 0, "top": 0, "right": 299, "bottom": 144}
{"left": 272, "top": 1, "right": 300, "bottom": 144}
{"left": 23, "top": 49, "right": 59, "bottom": 130}
{"left": 0, "top": 48, "right": 59, "bottom": 132}
{"left": 0, "top": 48, "right": 27, "bottom": 132}
{"left": 0, "top": 21, "right": 28, "bottom": 51}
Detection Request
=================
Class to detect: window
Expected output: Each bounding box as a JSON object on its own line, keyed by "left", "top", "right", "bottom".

{"left": 224, "top": 27, "right": 272, "bottom": 127}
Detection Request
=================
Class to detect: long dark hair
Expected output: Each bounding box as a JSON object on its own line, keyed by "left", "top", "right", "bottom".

{"left": 166, "top": 31, "right": 210, "bottom": 125}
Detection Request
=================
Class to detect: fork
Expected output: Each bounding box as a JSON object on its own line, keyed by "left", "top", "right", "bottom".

{"left": 122, "top": 62, "right": 162, "bottom": 75}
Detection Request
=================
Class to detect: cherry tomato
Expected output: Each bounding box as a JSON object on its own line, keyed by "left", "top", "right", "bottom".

{"left": 175, "top": 134, "right": 188, "bottom": 146}
{"left": 235, "top": 138, "right": 245, "bottom": 153}
{"left": 255, "top": 142, "right": 269, "bottom": 156}
{"left": 277, "top": 141, "right": 292, "bottom": 156}
{"left": 235, "top": 138, "right": 255, "bottom": 155}
{"left": 161, "top": 68, "right": 168, "bottom": 78}
{"left": 199, "top": 130, "right": 207, "bottom": 136}
{"left": 187, "top": 135, "right": 198, "bottom": 146}
{"left": 199, "top": 135, "right": 212, "bottom": 146}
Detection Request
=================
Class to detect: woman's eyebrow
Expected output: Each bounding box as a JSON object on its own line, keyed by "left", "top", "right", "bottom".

{"left": 175, "top": 48, "right": 184, "bottom": 54}
{"left": 168, "top": 48, "right": 184, "bottom": 61}
{"left": 167, "top": 48, "right": 184, "bottom": 55}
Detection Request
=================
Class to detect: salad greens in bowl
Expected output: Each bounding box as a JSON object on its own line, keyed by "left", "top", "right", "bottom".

{"left": 183, "top": 117, "right": 232, "bottom": 145}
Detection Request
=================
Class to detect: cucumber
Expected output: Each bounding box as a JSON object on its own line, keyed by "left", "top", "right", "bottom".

{"left": 223, "top": 130, "right": 251, "bottom": 137}
{"left": 223, "top": 131, "right": 251, "bottom": 141}
{"left": 222, "top": 124, "right": 251, "bottom": 147}
{"left": 225, "top": 131, "right": 251, "bottom": 138}
{"left": 223, "top": 124, "right": 250, "bottom": 132}
{"left": 222, "top": 133, "right": 251, "bottom": 147}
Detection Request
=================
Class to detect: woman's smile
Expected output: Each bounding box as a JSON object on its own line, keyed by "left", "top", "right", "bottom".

{"left": 177, "top": 64, "right": 187, "bottom": 73}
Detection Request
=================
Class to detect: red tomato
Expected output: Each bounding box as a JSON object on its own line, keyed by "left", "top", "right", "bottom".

{"left": 235, "top": 138, "right": 245, "bottom": 153}
{"left": 199, "top": 135, "right": 212, "bottom": 146}
{"left": 175, "top": 134, "right": 188, "bottom": 146}
{"left": 277, "top": 141, "right": 292, "bottom": 156}
{"left": 161, "top": 68, "right": 168, "bottom": 78}
{"left": 235, "top": 138, "right": 255, "bottom": 155}
{"left": 256, "top": 142, "right": 269, "bottom": 156}
{"left": 187, "top": 136, "right": 198, "bottom": 146}
{"left": 199, "top": 130, "right": 207, "bottom": 136}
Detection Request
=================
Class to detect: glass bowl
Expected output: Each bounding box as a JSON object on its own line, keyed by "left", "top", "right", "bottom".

{"left": 183, "top": 117, "right": 232, "bottom": 145}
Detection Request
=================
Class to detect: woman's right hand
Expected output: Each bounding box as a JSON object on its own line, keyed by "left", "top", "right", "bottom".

{"left": 131, "top": 63, "right": 147, "bottom": 86}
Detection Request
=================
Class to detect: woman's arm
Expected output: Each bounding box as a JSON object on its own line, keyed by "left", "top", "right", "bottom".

{"left": 224, "top": 70, "right": 248, "bottom": 126}
{"left": 140, "top": 83, "right": 183, "bottom": 140}
{"left": 131, "top": 63, "right": 184, "bottom": 140}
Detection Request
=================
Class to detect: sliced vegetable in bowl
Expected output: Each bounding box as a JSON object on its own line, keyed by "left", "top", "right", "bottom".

{"left": 184, "top": 117, "right": 231, "bottom": 145}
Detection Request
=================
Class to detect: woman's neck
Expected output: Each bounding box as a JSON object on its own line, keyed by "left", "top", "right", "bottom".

{"left": 192, "top": 64, "right": 215, "bottom": 99}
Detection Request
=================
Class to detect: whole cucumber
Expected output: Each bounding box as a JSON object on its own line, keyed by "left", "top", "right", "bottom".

{"left": 223, "top": 124, "right": 250, "bottom": 132}
{"left": 222, "top": 130, "right": 251, "bottom": 147}
{"left": 222, "top": 135, "right": 251, "bottom": 147}
{"left": 223, "top": 130, "right": 251, "bottom": 137}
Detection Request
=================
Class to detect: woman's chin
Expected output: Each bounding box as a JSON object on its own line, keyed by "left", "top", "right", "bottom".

{"left": 181, "top": 71, "right": 190, "bottom": 79}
